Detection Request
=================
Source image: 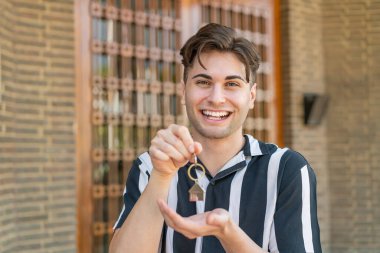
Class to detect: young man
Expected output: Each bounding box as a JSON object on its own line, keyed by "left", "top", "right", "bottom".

{"left": 110, "top": 23, "right": 321, "bottom": 253}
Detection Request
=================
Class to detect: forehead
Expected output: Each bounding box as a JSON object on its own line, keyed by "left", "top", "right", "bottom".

{"left": 189, "top": 51, "right": 246, "bottom": 78}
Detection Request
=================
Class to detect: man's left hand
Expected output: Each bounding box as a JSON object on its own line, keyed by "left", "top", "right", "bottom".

{"left": 157, "top": 199, "right": 231, "bottom": 239}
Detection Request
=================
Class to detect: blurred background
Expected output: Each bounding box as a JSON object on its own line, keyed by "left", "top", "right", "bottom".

{"left": 0, "top": 0, "right": 379, "bottom": 252}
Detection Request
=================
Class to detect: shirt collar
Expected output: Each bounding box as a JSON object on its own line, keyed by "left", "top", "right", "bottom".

{"left": 209, "top": 135, "right": 269, "bottom": 182}
{"left": 218, "top": 134, "right": 268, "bottom": 169}
{"left": 243, "top": 134, "right": 270, "bottom": 157}
{"left": 186, "top": 134, "right": 270, "bottom": 183}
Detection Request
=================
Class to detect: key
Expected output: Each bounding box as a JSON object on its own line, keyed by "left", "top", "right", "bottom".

{"left": 187, "top": 155, "right": 206, "bottom": 202}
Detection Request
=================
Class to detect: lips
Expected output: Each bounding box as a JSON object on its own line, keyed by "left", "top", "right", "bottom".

{"left": 201, "top": 110, "right": 231, "bottom": 120}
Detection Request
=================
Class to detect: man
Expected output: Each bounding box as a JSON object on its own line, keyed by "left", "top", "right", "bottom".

{"left": 110, "top": 23, "right": 321, "bottom": 253}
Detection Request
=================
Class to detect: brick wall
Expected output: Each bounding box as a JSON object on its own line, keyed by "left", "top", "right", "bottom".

{"left": 324, "top": 1, "right": 380, "bottom": 253}
{"left": 282, "top": 0, "right": 380, "bottom": 252}
{"left": 0, "top": 1, "right": 76, "bottom": 252}
{"left": 280, "top": 0, "right": 330, "bottom": 251}
{"left": 0, "top": 1, "right": 17, "bottom": 252}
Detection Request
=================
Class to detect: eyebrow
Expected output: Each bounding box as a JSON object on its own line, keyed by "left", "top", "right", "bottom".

{"left": 192, "top": 74, "right": 212, "bottom": 80}
{"left": 191, "top": 73, "right": 247, "bottom": 82}
{"left": 225, "top": 75, "right": 247, "bottom": 82}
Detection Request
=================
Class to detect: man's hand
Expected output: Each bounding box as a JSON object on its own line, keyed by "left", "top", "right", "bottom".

{"left": 157, "top": 200, "right": 266, "bottom": 253}
{"left": 149, "top": 124, "right": 202, "bottom": 178}
{"left": 157, "top": 199, "right": 231, "bottom": 239}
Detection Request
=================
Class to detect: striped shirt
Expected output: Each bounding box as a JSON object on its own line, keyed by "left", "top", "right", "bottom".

{"left": 114, "top": 135, "right": 322, "bottom": 253}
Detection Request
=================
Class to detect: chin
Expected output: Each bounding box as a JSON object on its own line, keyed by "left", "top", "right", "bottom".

{"left": 195, "top": 126, "right": 233, "bottom": 139}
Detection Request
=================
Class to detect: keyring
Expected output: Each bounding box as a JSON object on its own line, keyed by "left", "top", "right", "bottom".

{"left": 187, "top": 162, "right": 206, "bottom": 182}
{"left": 187, "top": 154, "right": 206, "bottom": 202}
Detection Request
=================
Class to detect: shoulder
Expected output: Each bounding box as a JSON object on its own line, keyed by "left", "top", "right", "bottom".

{"left": 257, "top": 140, "right": 305, "bottom": 164}
{"left": 245, "top": 135, "right": 308, "bottom": 164}
{"left": 253, "top": 137, "right": 312, "bottom": 180}
{"left": 276, "top": 148, "right": 316, "bottom": 188}
{"left": 280, "top": 149, "right": 309, "bottom": 169}
{"left": 245, "top": 134, "right": 279, "bottom": 156}
{"left": 256, "top": 138, "right": 308, "bottom": 171}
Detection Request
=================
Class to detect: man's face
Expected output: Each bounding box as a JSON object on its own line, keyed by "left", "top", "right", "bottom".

{"left": 183, "top": 51, "right": 256, "bottom": 139}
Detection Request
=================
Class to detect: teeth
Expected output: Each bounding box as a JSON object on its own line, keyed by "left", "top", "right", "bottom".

{"left": 202, "top": 110, "right": 230, "bottom": 118}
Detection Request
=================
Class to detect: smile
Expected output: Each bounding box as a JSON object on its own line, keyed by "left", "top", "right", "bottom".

{"left": 201, "top": 110, "right": 231, "bottom": 120}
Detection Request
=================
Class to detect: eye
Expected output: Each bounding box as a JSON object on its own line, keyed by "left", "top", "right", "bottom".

{"left": 226, "top": 81, "right": 240, "bottom": 87}
{"left": 195, "top": 80, "right": 210, "bottom": 86}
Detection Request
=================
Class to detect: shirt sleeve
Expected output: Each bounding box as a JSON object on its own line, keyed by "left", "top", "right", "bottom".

{"left": 271, "top": 150, "right": 322, "bottom": 253}
{"left": 113, "top": 152, "right": 152, "bottom": 230}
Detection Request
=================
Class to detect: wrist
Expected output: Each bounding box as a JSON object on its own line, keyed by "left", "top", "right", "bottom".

{"left": 150, "top": 169, "right": 175, "bottom": 183}
{"left": 215, "top": 216, "right": 234, "bottom": 242}
{"left": 145, "top": 170, "right": 174, "bottom": 203}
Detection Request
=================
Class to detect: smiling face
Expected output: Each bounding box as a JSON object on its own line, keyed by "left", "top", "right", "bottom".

{"left": 183, "top": 50, "right": 256, "bottom": 140}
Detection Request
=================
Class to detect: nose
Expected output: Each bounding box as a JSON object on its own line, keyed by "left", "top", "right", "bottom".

{"left": 207, "top": 84, "right": 226, "bottom": 105}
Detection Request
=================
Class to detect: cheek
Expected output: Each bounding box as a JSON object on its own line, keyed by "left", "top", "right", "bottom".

{"left": 229, "top": 93, "right": 250, "bottom": 108}
{"left": 186, "top": 88, "right": 206, "bottom": 104}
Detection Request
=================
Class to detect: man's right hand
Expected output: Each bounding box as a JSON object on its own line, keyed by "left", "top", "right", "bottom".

{"left": 110, "top": 124, "right": 201, "bottom": 253}
{"left": 149, "top": 124, "right": 202, "bottom": 178}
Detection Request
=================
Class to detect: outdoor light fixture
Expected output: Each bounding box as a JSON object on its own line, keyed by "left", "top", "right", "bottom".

{"left": 303, "top": 93, "right": 329, "bottom": 126}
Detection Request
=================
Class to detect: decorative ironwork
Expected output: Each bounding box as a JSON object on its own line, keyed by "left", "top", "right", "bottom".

{"left": 90, "top": 0, "right": 182, "bottom": 252}
{"left": 89, "top": 0, "right": 275, "bottom": 251}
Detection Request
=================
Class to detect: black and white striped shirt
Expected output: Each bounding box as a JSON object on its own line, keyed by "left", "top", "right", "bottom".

{"left": 114, "top": 135, "right": 322, "bottom": 253}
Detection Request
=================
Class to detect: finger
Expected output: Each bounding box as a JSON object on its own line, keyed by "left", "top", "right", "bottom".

{"left": 157, "top": 199, "right": 169, "bottom": 212}
{"left": 159, "top": 201, "right": 218, "bottom": 237}
{"left": 187, "top": 142, "right": 203, "bottom": 163}
{"left": 206, "top": 209, "right": 230, "bottom": 227}
{"left": 157, "top": 200, "right": 184, "bottom": 231}
{"left": 157, "top": 199, "right": 182, "bottom": 226}
{"left": 159, "top": 129, "right": 192, "bottom": 161}
{"left": 154, "top": 138, "right": 186, "bottom": 163}
{"left": 206, "top": 213, "right": 228, "bottom": 227}
{"left": 149, "top": 147, "right": 170, "bottom": 161}
{"left": 157, "top": 199, "right": 175, "bottom": 220}
{"left": 169, "top": 125, "right": 195, "bottom": 154}
{"left": 158, "top": 200, "right": 196, "bottom": 232}
{"left": 193, "top": 142, "right": 203, "bottom": 155}
{"left": 158, "top": 200, "right": 223, "bottom": 239}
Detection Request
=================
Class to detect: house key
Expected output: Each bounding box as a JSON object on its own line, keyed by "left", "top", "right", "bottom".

{"left": 187, "top": 154, "right": 206, "bottom": 202}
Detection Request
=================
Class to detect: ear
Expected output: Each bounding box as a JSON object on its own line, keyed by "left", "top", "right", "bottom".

{"left": 180, "top": 81, "right": 186, "bottom": 105}
{"left": 249, "top": 83, "right": 257, "bottom": 109}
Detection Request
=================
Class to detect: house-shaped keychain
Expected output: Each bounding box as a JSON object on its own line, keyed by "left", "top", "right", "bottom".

{"left": 189, "top": 183, "right": 205, "bottom": 202}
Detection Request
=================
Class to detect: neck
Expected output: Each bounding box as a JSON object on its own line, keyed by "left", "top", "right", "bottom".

{"left": 191, "top": 129, "right": 245, "bottom": 177}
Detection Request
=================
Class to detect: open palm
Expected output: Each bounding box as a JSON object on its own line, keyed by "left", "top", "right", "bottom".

{"left": 157, "top": 199, "right": 231, "bottom": 240}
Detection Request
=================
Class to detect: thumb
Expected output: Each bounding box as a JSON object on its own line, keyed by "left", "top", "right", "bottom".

{"left": 206, "top": 210, "right": 229, "bottom": 227}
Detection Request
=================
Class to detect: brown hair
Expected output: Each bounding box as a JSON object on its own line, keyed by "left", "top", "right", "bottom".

{"left": 180, "top": 23, "right": 260, "bottom": 84}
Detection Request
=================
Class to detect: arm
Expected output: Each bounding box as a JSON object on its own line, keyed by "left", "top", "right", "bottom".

{"left": 218, "top": 219, "right": 266, "bottom": 253}
{"left": 109, "top": 171, "right": 172, "bottom": 253}
{"left": 271, "top": 151, "right": 322, "bottom": 253}
{"left": 109, "top": 125, "right": 201, "bottom": 253}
